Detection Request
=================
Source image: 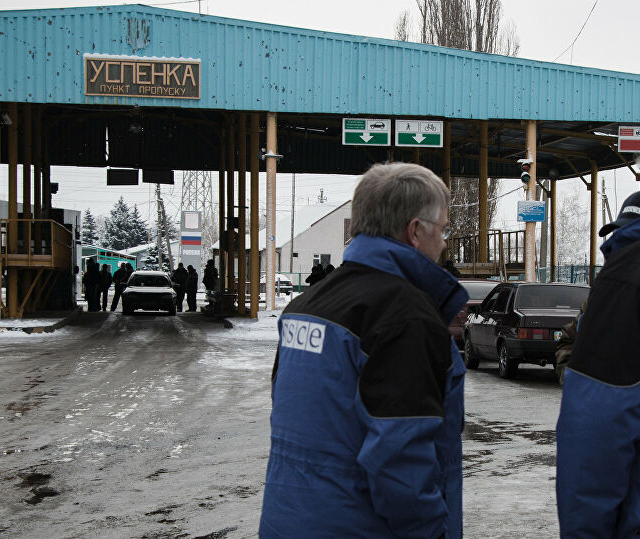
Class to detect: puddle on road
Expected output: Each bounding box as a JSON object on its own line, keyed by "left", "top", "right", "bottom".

{"left": 464, "top": 416, "right": 555, "bottom": 446}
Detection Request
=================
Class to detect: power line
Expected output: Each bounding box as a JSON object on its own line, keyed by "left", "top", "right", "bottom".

{"left": 552, "top": 0, "right": 599, "bottom": 63}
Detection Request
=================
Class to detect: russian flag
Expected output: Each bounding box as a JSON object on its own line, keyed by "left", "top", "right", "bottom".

{"left": 181, "top": 235, "right": 202, "bottom": 246}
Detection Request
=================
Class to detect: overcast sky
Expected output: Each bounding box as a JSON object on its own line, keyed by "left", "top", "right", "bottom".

{"left": 1, "top": 0, "right": 638, "bottom": 249}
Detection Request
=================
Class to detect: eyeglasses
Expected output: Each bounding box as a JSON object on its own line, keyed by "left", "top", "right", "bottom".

{"left": 418, "top": 218, "right": 452, "bottom": 240}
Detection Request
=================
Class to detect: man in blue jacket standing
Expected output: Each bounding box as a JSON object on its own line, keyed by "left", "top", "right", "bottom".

{"left": 557, "top": 191, "right": 640, "bottom": 538}
{"left": 259, "top": 162, "right": 468, "bottom": 538}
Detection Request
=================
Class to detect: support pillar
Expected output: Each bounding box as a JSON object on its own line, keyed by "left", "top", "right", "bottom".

{"left": 218, "top": 138, "right": 226, "bottom": 293}
{"left": 7, "top": 103, "right": 19, "bottom": 318}
{"left": 33, "top": 106, "right": 42, "bottom": 255}
{"left": 590, "top": 162, "right": 598, "bottom": 284}
{"left": 226, "top": 117, "right": 235, "bottom": 297}
{"left": 525, "top": 121, "right": 537, "bottom": 282}
{"left": 21, "top": 105, "right": 33, "bottom": 313}
{"left": 22, "top": 104, "right": 32, "bottom": 219}
{"left": 443, "top": 122, "right": 451, "bottom": 190}
{"left": 550, "top": 180, "right": 557, "bottom": 282}
{"left": 478, "top": 121, "right": 488, "bottom": 263}
{"left": 237, "top": 113, "right": 247, "bottom": 315}
{"left": 249, "top": 114, "right": 260, "bottom": 319}
{"left": 265, "top": 112, "right": 277, "bottom": 311}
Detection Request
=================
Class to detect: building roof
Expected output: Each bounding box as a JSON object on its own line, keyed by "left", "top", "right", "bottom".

{"left": 1, "top": 5, "right": 639, "bottom": 179}
{"left": 2, "top": 4, "right": 640, "bottom": 122}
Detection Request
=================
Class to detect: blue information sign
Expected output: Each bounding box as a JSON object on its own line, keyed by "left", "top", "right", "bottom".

{"left": 517, "top": 201, "right": 546, "bottom": 222}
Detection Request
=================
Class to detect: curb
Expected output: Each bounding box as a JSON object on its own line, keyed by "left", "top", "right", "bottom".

{"left": 0, "top": 308, "right": 82, "bottom": 335}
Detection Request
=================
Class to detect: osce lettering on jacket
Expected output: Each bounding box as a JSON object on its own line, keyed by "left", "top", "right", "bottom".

{"left": 280, "top": 319, "right": 326, "bottom": 354}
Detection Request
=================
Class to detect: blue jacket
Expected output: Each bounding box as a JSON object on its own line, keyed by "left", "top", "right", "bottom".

{"left": 557, "top": 218, "right": 640, "bottom": 538}
{"left": 260, "top": 235, "right": 468, "bottom": 538}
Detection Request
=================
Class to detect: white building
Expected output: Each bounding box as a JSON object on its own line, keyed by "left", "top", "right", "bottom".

{"left": 213, "top": 201, "right": 353, "bottom": 287}
{"left": 271, "top": 201, "right": 352, "bottom": 278}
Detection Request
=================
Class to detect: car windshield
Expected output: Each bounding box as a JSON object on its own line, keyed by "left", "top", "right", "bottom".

{"left": 517, "top": 285, "right": 589, "bottom": 309}
{"left": 128, "top": 275, "right": 171, "bottom": 288}
{"left": 462, "top": 281, "right": 498, "bottom": 300}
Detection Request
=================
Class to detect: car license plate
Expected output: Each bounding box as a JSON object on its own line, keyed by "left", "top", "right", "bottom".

{"left": 553, "top": 330, "right": 563, "bottom": 342}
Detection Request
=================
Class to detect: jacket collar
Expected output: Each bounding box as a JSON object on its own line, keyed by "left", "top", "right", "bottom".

{"left": 343, "top": 234, "right": 469, "bottom": 324}
{"left": 600, "top": 218, "right": 640, "bottom": 260}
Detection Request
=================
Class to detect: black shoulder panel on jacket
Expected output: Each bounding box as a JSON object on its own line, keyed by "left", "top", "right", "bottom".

{"left": 570, "top": 239, "right": 640, "bottom": 385}
{"left": 280, "top": 264, "right": 452, "bottom": 418}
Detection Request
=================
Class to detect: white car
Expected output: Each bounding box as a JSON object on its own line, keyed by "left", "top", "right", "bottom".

{"left": 259, "top": 273, "right": 294, "bottom": 295}
{"left": 121, "top": 270, "right": 177, "bottom": 315}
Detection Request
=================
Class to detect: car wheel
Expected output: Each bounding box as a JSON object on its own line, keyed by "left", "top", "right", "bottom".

{"left": 123, "top": 304, "right": 134, "bottom": 315}
{"left": 498, "top": 342, "right": 518, "bottom": 379}
{"left": 464, "top": 334, "right": 480, "bottom": 369}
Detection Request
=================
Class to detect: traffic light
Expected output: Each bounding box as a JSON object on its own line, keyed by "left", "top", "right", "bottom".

{"left": 517, "top": 159, "right": 533, "bottom": 185}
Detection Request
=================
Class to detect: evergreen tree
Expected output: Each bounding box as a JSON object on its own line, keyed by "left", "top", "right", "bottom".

{"left": 81, "top": 208, "right": 100, "bottom": 245}
{"left": 142, "top": 243, "right": 170, "bottom": 272}
{"left": 129, "top": 204, "right": 149, "bottom": 247}
{"left": 102, "top": 197, "right": 132, "bottom": 251}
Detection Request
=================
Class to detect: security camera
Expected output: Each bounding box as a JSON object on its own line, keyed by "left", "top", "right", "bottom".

{"left": 517, "top": 158, "right": 533, "bottom": 184}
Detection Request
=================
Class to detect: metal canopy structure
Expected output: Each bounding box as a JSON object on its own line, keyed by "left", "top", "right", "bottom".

{"left": 1, "top": 4, "right": 640, "bottom": 316}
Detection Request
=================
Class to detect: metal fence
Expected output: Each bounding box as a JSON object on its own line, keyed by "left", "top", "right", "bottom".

{"left": 536, "top": 265, "right": 602, "bottom": 284}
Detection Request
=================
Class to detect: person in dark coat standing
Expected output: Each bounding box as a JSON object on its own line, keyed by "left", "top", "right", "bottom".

{"left": 185, "top": 265, "right": 198, "bottom": 312}
{"left": 171, "top": 262, "right": 188, "bottom": 312}
{"left": 98, "top": 264, "right": 113, "bottom": 312}
{"left": 83, "top": 259, "right": 100, "bottom": 312}
{"left": 202, "top": 259, "right": 219, "bottom": 292}
{"left": 110, "top": 262, "right": 130, "bottom": 311}
{"left": 305, "top": 264, "right": 325, "bottom": 286}
{"left": 557, "top": 192, "right": 640, "bottom": 538}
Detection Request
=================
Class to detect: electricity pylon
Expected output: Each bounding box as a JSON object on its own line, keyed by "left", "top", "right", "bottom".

{"left": 181, "top": 170, "right": 217, "bottom": 267}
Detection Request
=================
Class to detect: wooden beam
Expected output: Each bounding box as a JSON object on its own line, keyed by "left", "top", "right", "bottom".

{"left": 237, "top": 113, "right": 247, "bottom": 315}
{"left": 478, "top": 121, "right": 488, "bottom": 263}
{"left": 249, "top": 114, "right": 260, "bottom": 319}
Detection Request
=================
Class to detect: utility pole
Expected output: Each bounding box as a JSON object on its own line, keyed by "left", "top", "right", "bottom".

{"left": 155, "top": 184, "right": 164, "bottom": 270}
{"left": 159, "top": 195, "right": 174, "bottom": 272}
{"left": 290, "top": 172, "right": 295, "bottom": 273}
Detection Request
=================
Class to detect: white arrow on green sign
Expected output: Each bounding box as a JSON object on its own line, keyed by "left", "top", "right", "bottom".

{"left": 395, "top": 120, "right": 443, "bottom": 148}
{"left": 343, "top": 118, "right": 391, "bottom": 146}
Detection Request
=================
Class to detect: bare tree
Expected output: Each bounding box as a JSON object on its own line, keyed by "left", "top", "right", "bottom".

{"left": 556, "top": 185, "right": 589, "bottom": 266}
{"left": 394, "top": 10, "right": 412, "bottom": 42}
{"left": 397, "top": 0, "right": 520, "bottom": 241}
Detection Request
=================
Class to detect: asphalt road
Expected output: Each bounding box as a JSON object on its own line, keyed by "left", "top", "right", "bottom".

{"left": 0, "top": 311, "right": 562, "bottom": 538}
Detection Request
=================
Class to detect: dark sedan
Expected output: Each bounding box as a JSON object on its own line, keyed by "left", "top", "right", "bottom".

{"left": 464, "top": 282, "right": 589, "bottom": 379}
{"left": 449, "top": 279, "right": 500, "bottom": 347}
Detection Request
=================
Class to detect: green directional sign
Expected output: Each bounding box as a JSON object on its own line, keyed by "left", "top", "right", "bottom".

{"left": 397, "top": 133, "right": 441, "bottom": 146}
{"left": 343, "top": 118, "right": 391, "bottom": 146}
{"left": 344, "top": 132, "right": 389, "bottom": 145}
{"left": 395, "top": 120, "right": 443, "bottom": 148}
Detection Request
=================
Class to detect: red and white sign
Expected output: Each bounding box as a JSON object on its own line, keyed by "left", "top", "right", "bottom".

{"left": 618, "top": 125, "right": 640, "bottom": 152}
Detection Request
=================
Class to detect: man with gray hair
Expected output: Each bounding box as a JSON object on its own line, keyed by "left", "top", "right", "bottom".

{"left": 260, "top": 162, "right": 469, "bottom": 538}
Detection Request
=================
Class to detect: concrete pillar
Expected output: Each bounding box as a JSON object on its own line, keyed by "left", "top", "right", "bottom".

{"left": 478, "top": 121, "right": 488, "bottom": 263}
{"left": 590, "top": 162, "right": 598, "bottom": 284}
{"left": 237, "top": 113, "right": 247, "bottom": 315}
{"left": 265, "top": 112, "right": 277, "bottom": 311}
{"left": 249, "top": 114, "right": 260, "bottom": 319}
{"left": 525, "top": 121, "right": 537, "bottom": 282}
